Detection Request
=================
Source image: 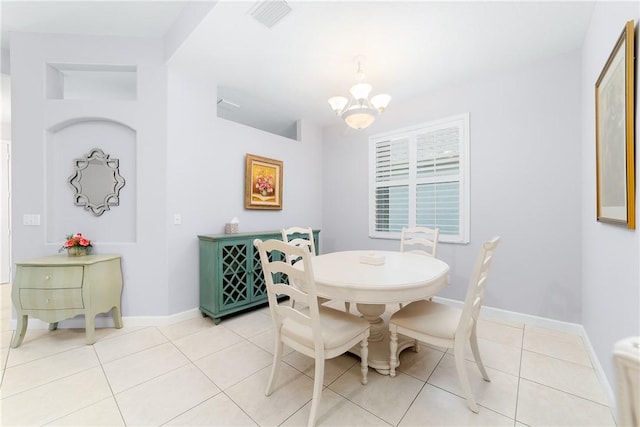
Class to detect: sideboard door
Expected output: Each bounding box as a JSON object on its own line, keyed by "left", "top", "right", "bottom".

{"left": 219, "top": 240, "right": 251, "bottom": 311}
{"left": 198, "top": 229, "right": 320, "bottom": 323}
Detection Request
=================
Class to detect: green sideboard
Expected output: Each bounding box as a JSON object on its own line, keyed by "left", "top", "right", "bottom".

{"left": 198, "top": 229, "right": 320, "bottom": 324}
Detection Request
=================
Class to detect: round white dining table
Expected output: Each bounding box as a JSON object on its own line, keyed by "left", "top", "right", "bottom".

{"left": 307, "top": 250, "right": 450, "bottom": 374}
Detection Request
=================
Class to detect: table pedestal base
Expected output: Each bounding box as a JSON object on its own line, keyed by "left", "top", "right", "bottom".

{"left": 350, "top": 332, "right": 416, "bottom": 375}
{"left": 350, "top": 303, "right": 417, "bottom": 375}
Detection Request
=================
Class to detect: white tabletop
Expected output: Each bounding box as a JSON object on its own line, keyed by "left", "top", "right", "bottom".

{"left": 309, "top": 250, "right": 450, "bottom": 304}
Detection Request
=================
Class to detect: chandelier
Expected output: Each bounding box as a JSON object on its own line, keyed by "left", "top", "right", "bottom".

{"left": 328, "top": 59, "right": 391, "bottom": 130}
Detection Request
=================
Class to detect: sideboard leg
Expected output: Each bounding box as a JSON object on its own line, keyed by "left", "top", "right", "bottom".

{"left": 11, "top": 315, "right": 28, "bottom": 348}
{"left": 49, "top": 322, "right": 58, "bottom": 331}
{"left": 85, "top": 316, "right": 96, "bottom": 345}
{"left": 112, "top": 306, "right": 124, "bottom": 329}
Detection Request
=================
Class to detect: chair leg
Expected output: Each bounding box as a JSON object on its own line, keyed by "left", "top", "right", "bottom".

{"left": 454, "top": 338, "right": 478, "bottom": 413}
{"left": 265, "top": 340, "right": 284, "bottom": 396}
{"left": 308, "top": 360, "right": 325, "bottom": 427}
{"left": 360, "top": 335, "right": 369, "bottom": 385}
{"left": 389, "top": 325, "right": 398, "bottom": 377}
{"left": 470, "top": 324, "right": 490, "bottom": 382}
{"left": 344, "top": 301, "right": 351, "bottom": 313}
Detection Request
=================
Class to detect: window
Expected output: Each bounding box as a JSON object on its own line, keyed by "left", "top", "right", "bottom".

{"left": 369, "top": 113, "right": 469, "bottom": 243}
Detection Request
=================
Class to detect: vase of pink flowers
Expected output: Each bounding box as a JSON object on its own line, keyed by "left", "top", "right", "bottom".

{"left": 255, "top": 175, "right": 274, "bottom": 198}
{"left": 59, "top": 232, "right": 93, "bottom": 256}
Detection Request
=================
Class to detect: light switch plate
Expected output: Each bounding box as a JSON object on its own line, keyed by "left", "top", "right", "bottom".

{"left": 23, "top": 214, "right": 41, "bottom": 226}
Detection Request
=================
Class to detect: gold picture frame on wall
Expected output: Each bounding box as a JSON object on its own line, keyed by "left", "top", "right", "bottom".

{"left": 245, "top": 154, "right": 283, "bottom": 210}
{"left": 595, "top": 20, "right": 636, "bottom": 229}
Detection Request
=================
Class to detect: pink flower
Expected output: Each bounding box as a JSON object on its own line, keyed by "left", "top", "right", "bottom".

{"left": 255, "top": 175, "right": 274, "bottom": 192}
{"left": 59, "top": 232, "right": 93, "bottom": 253}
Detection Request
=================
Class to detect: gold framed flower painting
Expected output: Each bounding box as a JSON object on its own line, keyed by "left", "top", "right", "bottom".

{"left": 245, "top": 154, "right": 283, "bottom": 210}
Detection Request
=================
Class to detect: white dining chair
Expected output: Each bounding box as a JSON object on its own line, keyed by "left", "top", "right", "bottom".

{"left": 389, "top": 236, "right": 501, "bottom": 413}
{"left": 614, "top": 336, "right": 640, "bottom": 426}
{"left": 281, "top": 227, "right": 351, "bottom": 313}
{"left": 399, "top": 226, "right": 440, "bottom": 309}
{"left": 254, "top": 238, "right": 370, "bottom": 427}
{"left": 400, "top": 226, "right": 440, "bottom": 258}
{"left": 281, "top": 226, "right": 317, "bottom": 257}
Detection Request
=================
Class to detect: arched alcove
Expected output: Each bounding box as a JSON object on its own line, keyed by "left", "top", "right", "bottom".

{"left": 45, "top": 118, "right": 137, "bottom": 244}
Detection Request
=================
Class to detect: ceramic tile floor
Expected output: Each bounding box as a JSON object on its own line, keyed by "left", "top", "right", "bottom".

{"left": 0, "top": 283, "right": 617, "bottom": 426}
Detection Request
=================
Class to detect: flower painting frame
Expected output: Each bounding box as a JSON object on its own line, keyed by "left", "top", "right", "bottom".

{"left": 245, "top": 154, "right": 283, "bottom": 210}
{"left": 595, "top": 20, "right": 636, "bottom": 229}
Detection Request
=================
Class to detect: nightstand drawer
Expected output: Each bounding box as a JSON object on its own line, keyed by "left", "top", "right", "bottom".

{"left": 17, "top": 266, "right": 84, "bottom": 289}
{"left": 19, "top": 289, "right": 84, "bottom": 310}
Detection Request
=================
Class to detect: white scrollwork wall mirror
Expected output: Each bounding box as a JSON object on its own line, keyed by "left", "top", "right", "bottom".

{"left": 68, "top": 148, "right": 125, "bottom": 216}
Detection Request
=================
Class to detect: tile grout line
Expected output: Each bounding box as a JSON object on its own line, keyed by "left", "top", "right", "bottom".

{"left": 166, "top": 326, "right": 269, "bottom": 427}
{"left": 0, "top": 352, "right": 102, "bottom": 400}
{"left": 513, "top": 323, "right": 526, "bottom": 426}
{"left": 521, "top": 346, "right": 597, "bottom": 369}
{"left": 395, "top": 373, "right": 430, "bottom": 426}
{"left": 322, "top": 362, "right": 395, "bottom": 427}
{"left": 518, "top": 377, "right": 614, "bottom": 408}
{"left": 0, "top": 329, "right": 12, "bottom": 388}
{"left": 93, "top": 336, "right": 128, "bottom": 426}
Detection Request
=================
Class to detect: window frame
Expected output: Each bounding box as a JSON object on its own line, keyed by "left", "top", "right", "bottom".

{"left": 368, "top": 113, "right": 470, "bottom": 244}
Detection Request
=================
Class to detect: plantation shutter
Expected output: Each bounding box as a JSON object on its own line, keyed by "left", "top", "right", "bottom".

{"left": 373, "top": 137, "right": 409, "bottom": 232}
{"left": 415, "top": 125, "right": 462, "bottom": 236}
{"left": 369, "top": 114, "right": 469, "bottom": 243}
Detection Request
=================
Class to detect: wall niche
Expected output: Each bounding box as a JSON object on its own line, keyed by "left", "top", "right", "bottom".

{"left": 46, "top": 63, "right": 137, "bottom": 100}
{"left": 46, "top": 118, "right": 137, "bottom": 245}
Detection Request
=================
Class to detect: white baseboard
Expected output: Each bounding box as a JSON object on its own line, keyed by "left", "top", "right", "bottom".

{"left": 8, "top": 308, "right": 203, "bottom": 330}
{"left": 433, "top": 296, "right": 616, "bottom": 412}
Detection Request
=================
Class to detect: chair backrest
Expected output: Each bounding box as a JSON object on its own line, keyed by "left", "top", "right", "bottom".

{"left": 614, "top": 337, "right": 640, "bottom": 427}
{"left": 400, "top": 226, "right": 440, "bottom": 257}
{"left": 457, "top": 236, "right": 501, "bottom": 335}
{"left": 254, "top": 238, "right": 323, "bottom": 351}
{"left": 281, "top": 227, "right": 316, "bottom": 266}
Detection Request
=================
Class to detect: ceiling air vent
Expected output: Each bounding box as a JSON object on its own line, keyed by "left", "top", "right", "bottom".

{"left": 248, "top": 0, "right": 292, "bottom": 28}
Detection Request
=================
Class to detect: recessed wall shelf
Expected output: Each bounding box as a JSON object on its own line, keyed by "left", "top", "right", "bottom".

{"left": 46, "top": 63, "right": 137, "bottom": 100}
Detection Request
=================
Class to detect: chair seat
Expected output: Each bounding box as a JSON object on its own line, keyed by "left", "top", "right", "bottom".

{"left": 282, "top": 306, "right": 370, "bottom": 351}
{"left": 389, "top": 300, "right": 462, "bottom": 340}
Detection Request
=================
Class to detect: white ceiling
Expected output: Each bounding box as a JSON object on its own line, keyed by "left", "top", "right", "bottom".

{"left": 0, "top": 0, "right": 190, "bottom": 125}
{"left": 1, "top": 0, "right": 597, "bottom": 130}
{"left": 0, "top": 1, "right": 188, "bottom": 50}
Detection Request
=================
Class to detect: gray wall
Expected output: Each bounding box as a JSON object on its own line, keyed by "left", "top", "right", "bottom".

{"left": 322, "top": 50, "right": 584, "bottom": 323}
{"left": 581, "top": 1, "right": 639, "bottom": 388}
{"left": 10, "top": 33, "right": 324, "bottom": 318}
{"left": 165, "top": 60, "right": 324, "bottom": 314}
{"left": 10, "top": 33, "right": 169, "bottom": 317}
